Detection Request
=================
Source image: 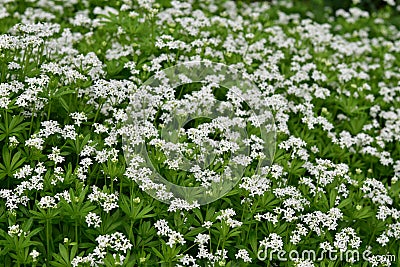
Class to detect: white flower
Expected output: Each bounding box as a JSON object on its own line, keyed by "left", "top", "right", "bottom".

{"left": 260, "top": 233, "right": 283, "bottom": 252}
{"left": 71, "top": 112, "right": 88, "bottom": 126}
{"left": 86, "top": 212, "right": 102, "bottom": 228}
{"left": 376, "top": 233, "right": 389, "bottom": 246}
{"left": 361, "top": 178, "right": 393, "bottom": 205}
{"left": 25, "top": 134, "right": 45, "bottom": 150}
{"left": 235, "top": 249, "right": 252, "bottom": 262}
{"left": 30, "top": 249, "right": 40, "bottom": 261}
{"left": 48, "top": 147, "right": 64, "bottom": 164}
{"left": 216, "top": 209, "right": 243, "bottom": 228}
{"left": 88, "top": 186, "right": 119, "bottom": 212}
{"left": 383, "top": 0, "right": 395, "bottom": 6}
{"left": 294, "top": 259, "right": 315, "bottom": 267}
{"left": 8, "top": 224, "right": 25, "bottom": 237}
{"left": 154, "top": 219, "right": 186, "bottom": 247}
{"left": 202, "top": 221, "right": 212, "bottom": 229}
{"left": 194, "top": 233, "right": 210, "bottom": 245}
{"left": 333, "top": 228, "right": 361, "bottom": 252}
{"left": 38, "top": 196, "right": 57, "bottom": 209}
{"left": 240, "top": 175, "right": 271, "bottom": 197}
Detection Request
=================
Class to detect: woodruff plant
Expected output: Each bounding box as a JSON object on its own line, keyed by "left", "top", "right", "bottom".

{"left": 122, "top": 61, "right": 276, "bottom": 207}
{"left": 0, "top": 0, "right": 399, "bottom": 266}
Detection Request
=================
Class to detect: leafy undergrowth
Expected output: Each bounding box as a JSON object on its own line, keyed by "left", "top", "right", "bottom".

{"left": 0, "top": 0, "right": 399, "bottom": 266}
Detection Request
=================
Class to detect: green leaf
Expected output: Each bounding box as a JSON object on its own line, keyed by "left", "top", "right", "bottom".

{"left": 151, "top": 247, "right": 164, "bottom": 260}
{"left": 337, "top": 198, "right": 352, "bottom": 209}
{"left": 329, "top": 189, "right": 337, "bottom": 208}
{"left": 58, "top": 97, "right": 70, "bottom": 113}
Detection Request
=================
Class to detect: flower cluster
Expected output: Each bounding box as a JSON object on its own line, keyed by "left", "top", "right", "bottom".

{"left": 154, "top": 219, "right": 186, "bottom": 247}
{"left": 88, "top": 186, "right": 119, "bottom": 213}
{"left": 71, "top": 232, "right": 132, "bottom": 266}
{"left": 0, "top": 0, "right": 398, "bottom": 266}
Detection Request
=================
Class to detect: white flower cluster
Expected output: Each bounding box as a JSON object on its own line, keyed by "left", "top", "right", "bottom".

{"left": 38, "top": 195, "right": 57, "bottom": 209}
{"left": 259, "top": 233, "right": 283, "bottom": 252}
{"left": 168, "top": 199, "right": 200, "bottom": 212}
{"left": 71, "top": 112, "right": 88, "bottom": 126}
{"left": 294, "top": 258, "right": 315, "bottom": 267}
{"left": 216, "top": 208, "right": 242, "bottom": 228}
{"left": 85, "top": 212, "right": 102, "bottom": 228}
{"left": 0, "top": 163, "right": 46, "bottom": 210}
{"left": 154, "top": 219, "right": 186, "bottom": 247}
{"left": 0, "top": 0, "right": 399, "bottom": 264}
{"left": 88, "top": 186, "right": 119, "bottom": 212}
{"left": 336, "top": 8, "right": 369, "bottom": 24}
{"left": 71, "top": 232, "right": 132, "bottom": 266}
{"left": 273, "top": 186, "right": 310, "bottom": 222}
{"left": 235, "top": 249, "right": 252, "bottom": 263}
{"left": 48, "top": 147, "right": 64, "bottom": 165}
{"left": 239, "top": 174, "right": 271, "bottom": 197}
{"left": 376, "top": 222, "right": 400, "bottom": 246}
{"left": 30, "top": 249, "right": 40, "bottom": 262}
{"left": 303, "top": 159, "right": 351, "bottom": 187}
{"left": 179, "top": 231, "right": 229, "bottom": 266}
{"left": 301, "top": 208, "right": 343, "bottom": 236}
{"left": 254, "top": 212, "right": 278, "bottom": 225}
{"left": 366, "top": 254, "right": 393, "bottom": 267}
{"left": 123, "top": 60, "right": 275, "bottom": 206}
{"left": 8, "top": 224, "right": 26, "bottom": 237}
{"left": 279, "top": 136, "right": 309, "bottom": 161}
{"left": 333, "top": 227, "right": 362, "bottom": 253}
{"left": 290, "top": 223, "right": 309, "bottom": 245}
{"left": 361, "top": 178, "right": 392, "bottom": 205}
{"left": 177, "top": 254, "right": 198, "bottom": 267}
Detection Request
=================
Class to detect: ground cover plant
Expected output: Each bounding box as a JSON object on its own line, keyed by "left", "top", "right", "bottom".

{"left": 0, "top": 0, "right": 399, "bottom": 266}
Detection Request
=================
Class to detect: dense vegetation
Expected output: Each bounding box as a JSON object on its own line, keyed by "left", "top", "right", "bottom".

{"left": 0, "top": 0, "right": 399, "bottom": 266}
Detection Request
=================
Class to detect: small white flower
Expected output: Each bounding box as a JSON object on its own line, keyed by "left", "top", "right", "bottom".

{"left": 38, "top": 196, "right": 57, "bottom": 209}
{"left": 30, "top": 249, "right": 40, "bottom": 261}
{"left": 86, "top": 212, "right": 102, "bottom": 228}
{"left": 70, "top": 112, "right": 87, "bottom": 126}
{"left": 235, "top": 249, "right": 252, "bottom": 262}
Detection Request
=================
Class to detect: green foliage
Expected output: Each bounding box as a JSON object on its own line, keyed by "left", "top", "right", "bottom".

{"left": 0, "top": 0, "right": 398, "bottom": 266}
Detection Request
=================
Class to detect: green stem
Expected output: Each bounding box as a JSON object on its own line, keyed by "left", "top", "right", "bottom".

{"left": 129, "top": 220, "right": 134, "bottom": 240}
{"left": 93, "top": 100, "right": 104, "bottom": 125}
{"left": 22, "top": 46, "right": 32, "bottom": 79}
{"left": 47, "top": 100, "right": 52, "bottom": 119}
{"left": 19, "top": 48, "right": 27, "bottom": 81}
{"left": 75, "top": 221, "right": 79, "bottom": 245}
{"left": 28, "top": 108, "right": 36, "bottom": 136}
{"left": 46, "top": 218, "right": 51, "bottom": 263}
{"left": 111, "top": 175, "right": 114, "bottom": 192}
{"left": 0, "top": 51, "right": 8, "bottom": 82}
{"left": 4, "top": 109, "right": 8, "bottom": 136}
{"left": 119, "top": 179, "right": 123, "bottom": 195}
